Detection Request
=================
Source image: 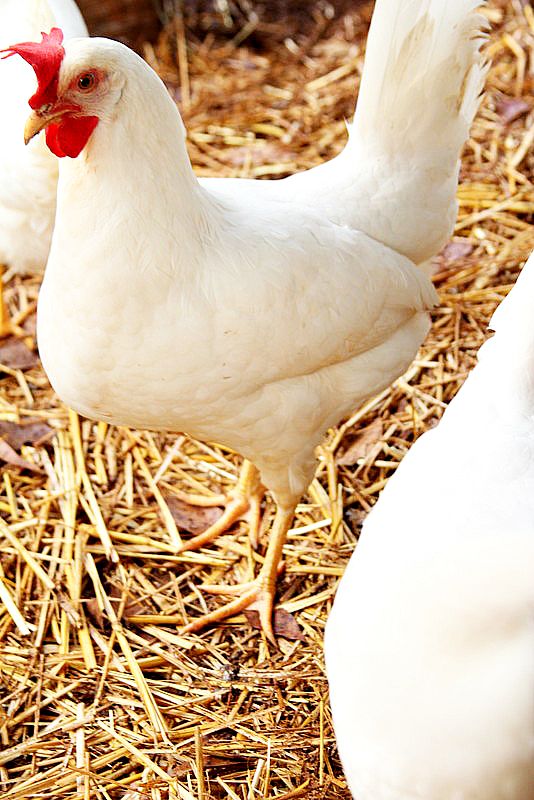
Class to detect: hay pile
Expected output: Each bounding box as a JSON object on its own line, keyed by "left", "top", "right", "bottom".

{"left": 0, "top": 1, "right": 533, "bottom": 798}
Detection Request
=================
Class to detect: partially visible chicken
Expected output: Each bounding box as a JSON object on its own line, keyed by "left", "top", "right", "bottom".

{"left": 0, "top": 0, "right": 86, "bottom": 334}
{"left": 4, "top": 0, "right": 487, "bottom": 640}
{"left": 325, "top": 250, "right": 534, "bottom": 800}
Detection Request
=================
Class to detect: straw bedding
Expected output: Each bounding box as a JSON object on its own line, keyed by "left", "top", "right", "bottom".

{"left": 0, "top": 1, "right": 533, "bottom": 797}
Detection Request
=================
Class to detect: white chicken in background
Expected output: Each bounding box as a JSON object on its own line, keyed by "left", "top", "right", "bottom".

{"left": 4, "top": 0, "right": 487, "bottom": 640}
{"left": 0, "top": 0, "right": 86, "bottom": 334}
{"left": 325, "top": 251, "right": 534, "bottom": 800}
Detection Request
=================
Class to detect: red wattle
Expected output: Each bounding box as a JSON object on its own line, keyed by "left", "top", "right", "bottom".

{"left": 45, "top": 115, "right": 99, "bottom": 158}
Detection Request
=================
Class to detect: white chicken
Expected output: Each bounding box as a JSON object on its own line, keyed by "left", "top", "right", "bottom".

{"left": 0, "top": 0, "right": 86, "bottom": 334}
{"left": 325, "top": 251, "right": 534, "bottom": 800}
{"left": 4, "top": 0, "right": 487, "bottom": 640}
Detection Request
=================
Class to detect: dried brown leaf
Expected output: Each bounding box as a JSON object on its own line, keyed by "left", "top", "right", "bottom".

{"left": 107, "top": 580, "right": 147, "bottom": 618}
{"left": 0, "top": 420, "right": 54, "bottom": 450}
{"left": 496, "top": 97, "right": 531, "bottom": 124}
{"left": 84, "top": 598, "right": 104, "bottom": 629}
{"left": 165, "top": 494, "right": 224, "bottom": 535}
{"left": 441, "top": 240, "right": 474, "bottom": 262}
{"left": 169, "top": 753, "right": 249, "bottom": 778}
{"left": 244, "top": 607, "right": 305, "bottom": 641}
{"left": 0, "top": 337, "right": 40, "bottom": 370}
{"left": 337, "top": 418, "right": 383, "bottom": 466}
{"left": 22, "top": 312, "right": 37, "bottom": 337}
{"left": 0, "top": 438, "right": 42, "bottom": 473}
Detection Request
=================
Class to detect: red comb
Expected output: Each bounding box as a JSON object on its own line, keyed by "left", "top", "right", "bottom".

{"left": 1, "top": 27, "right": 65, "bottom": 109}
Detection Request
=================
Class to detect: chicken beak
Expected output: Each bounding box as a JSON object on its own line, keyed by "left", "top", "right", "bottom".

{"left": 24, "top": 111, "right": 49, "bottom": 144}
{"left": 24, "top": 111, "right": 47, "bottom": 144}
{"left": 24, "top": 109, "right": 64, "bottom": 145}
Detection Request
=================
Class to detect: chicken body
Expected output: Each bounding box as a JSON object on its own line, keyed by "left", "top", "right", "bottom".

{"left": 325, "top": 251, "right": 534, "bottom": 800}
{"left": 0, "top": 0, "right": 86, "bottom": 275}
{"left": 8, "top": 0, "right": 487, "bottom": 636}
{"left": 40, "top": 154, "right": 436, "bottom": 503}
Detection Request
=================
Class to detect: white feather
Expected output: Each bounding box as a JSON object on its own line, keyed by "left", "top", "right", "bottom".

{"left": 325, "top": 251, "right": 534, "bottom": 800}
{"left": 342, "top": 0, "right": 489, "bottom": 263}
{"left": 202, "top": 0, "right": 488, "bottom": 267}
{"left": 0, "top": 0, "right": 87, "bottom": 273}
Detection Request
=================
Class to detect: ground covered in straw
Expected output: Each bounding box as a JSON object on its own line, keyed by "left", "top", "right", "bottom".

{"left": 0, "top": 1, "right": 533, "bottom": 798}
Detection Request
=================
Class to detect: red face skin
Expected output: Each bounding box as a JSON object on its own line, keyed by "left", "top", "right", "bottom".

{"left": 1, "top": 28, "right": 100, "bottom": 158}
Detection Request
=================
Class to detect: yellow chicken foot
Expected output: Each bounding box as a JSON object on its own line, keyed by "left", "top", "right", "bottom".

{"left": 176, "top": 459, "right": 264, "bottom": 551}
{"left": 181, "top": 502, "right": 297, "bottom": 644}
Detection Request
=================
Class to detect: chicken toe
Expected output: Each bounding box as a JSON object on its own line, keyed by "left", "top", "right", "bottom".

{"left": 176, "top": 460, "right": 264, "bottom": 552}
{"left": 181, "top": 502, "right": 296, "bottom": 643}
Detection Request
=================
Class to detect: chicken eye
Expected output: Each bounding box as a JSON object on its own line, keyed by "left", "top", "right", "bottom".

{"left": 77, "top": 72, "right": 96, "bottom": 91}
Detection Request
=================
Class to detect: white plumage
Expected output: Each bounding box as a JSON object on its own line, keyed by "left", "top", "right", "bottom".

{"left": 8, "top": 0, "right": 487, "bottom": 637}
{"left": 202, "top": 0, "right": 488, "bottom": 268}
{"left": 0, "top": 0, "right": 86, "bottom": 275}
{"left": 325, "top": 251, "right": 534, "bottom": 800}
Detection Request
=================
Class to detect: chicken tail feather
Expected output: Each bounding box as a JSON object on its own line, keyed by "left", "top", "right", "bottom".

{"left": 352, "top": 0, "right": 488, "bottom": 151}
{"left": 339, "top": 0, "right": 489, "bottom": 265}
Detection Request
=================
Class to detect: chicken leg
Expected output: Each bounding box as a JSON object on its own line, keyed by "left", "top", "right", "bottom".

{"left": 181, "top": 501, "right": 297, "bottom": 644}
{"left": 176, "top": 459, "right": 264, "bottom": 551}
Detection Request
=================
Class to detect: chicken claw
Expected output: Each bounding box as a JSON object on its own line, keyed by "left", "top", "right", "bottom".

{"left": 175, "top": 460, "right": 264, "bottom": 551}
{"left": 181, "top": 502, "right": 297, "bottom": 643}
